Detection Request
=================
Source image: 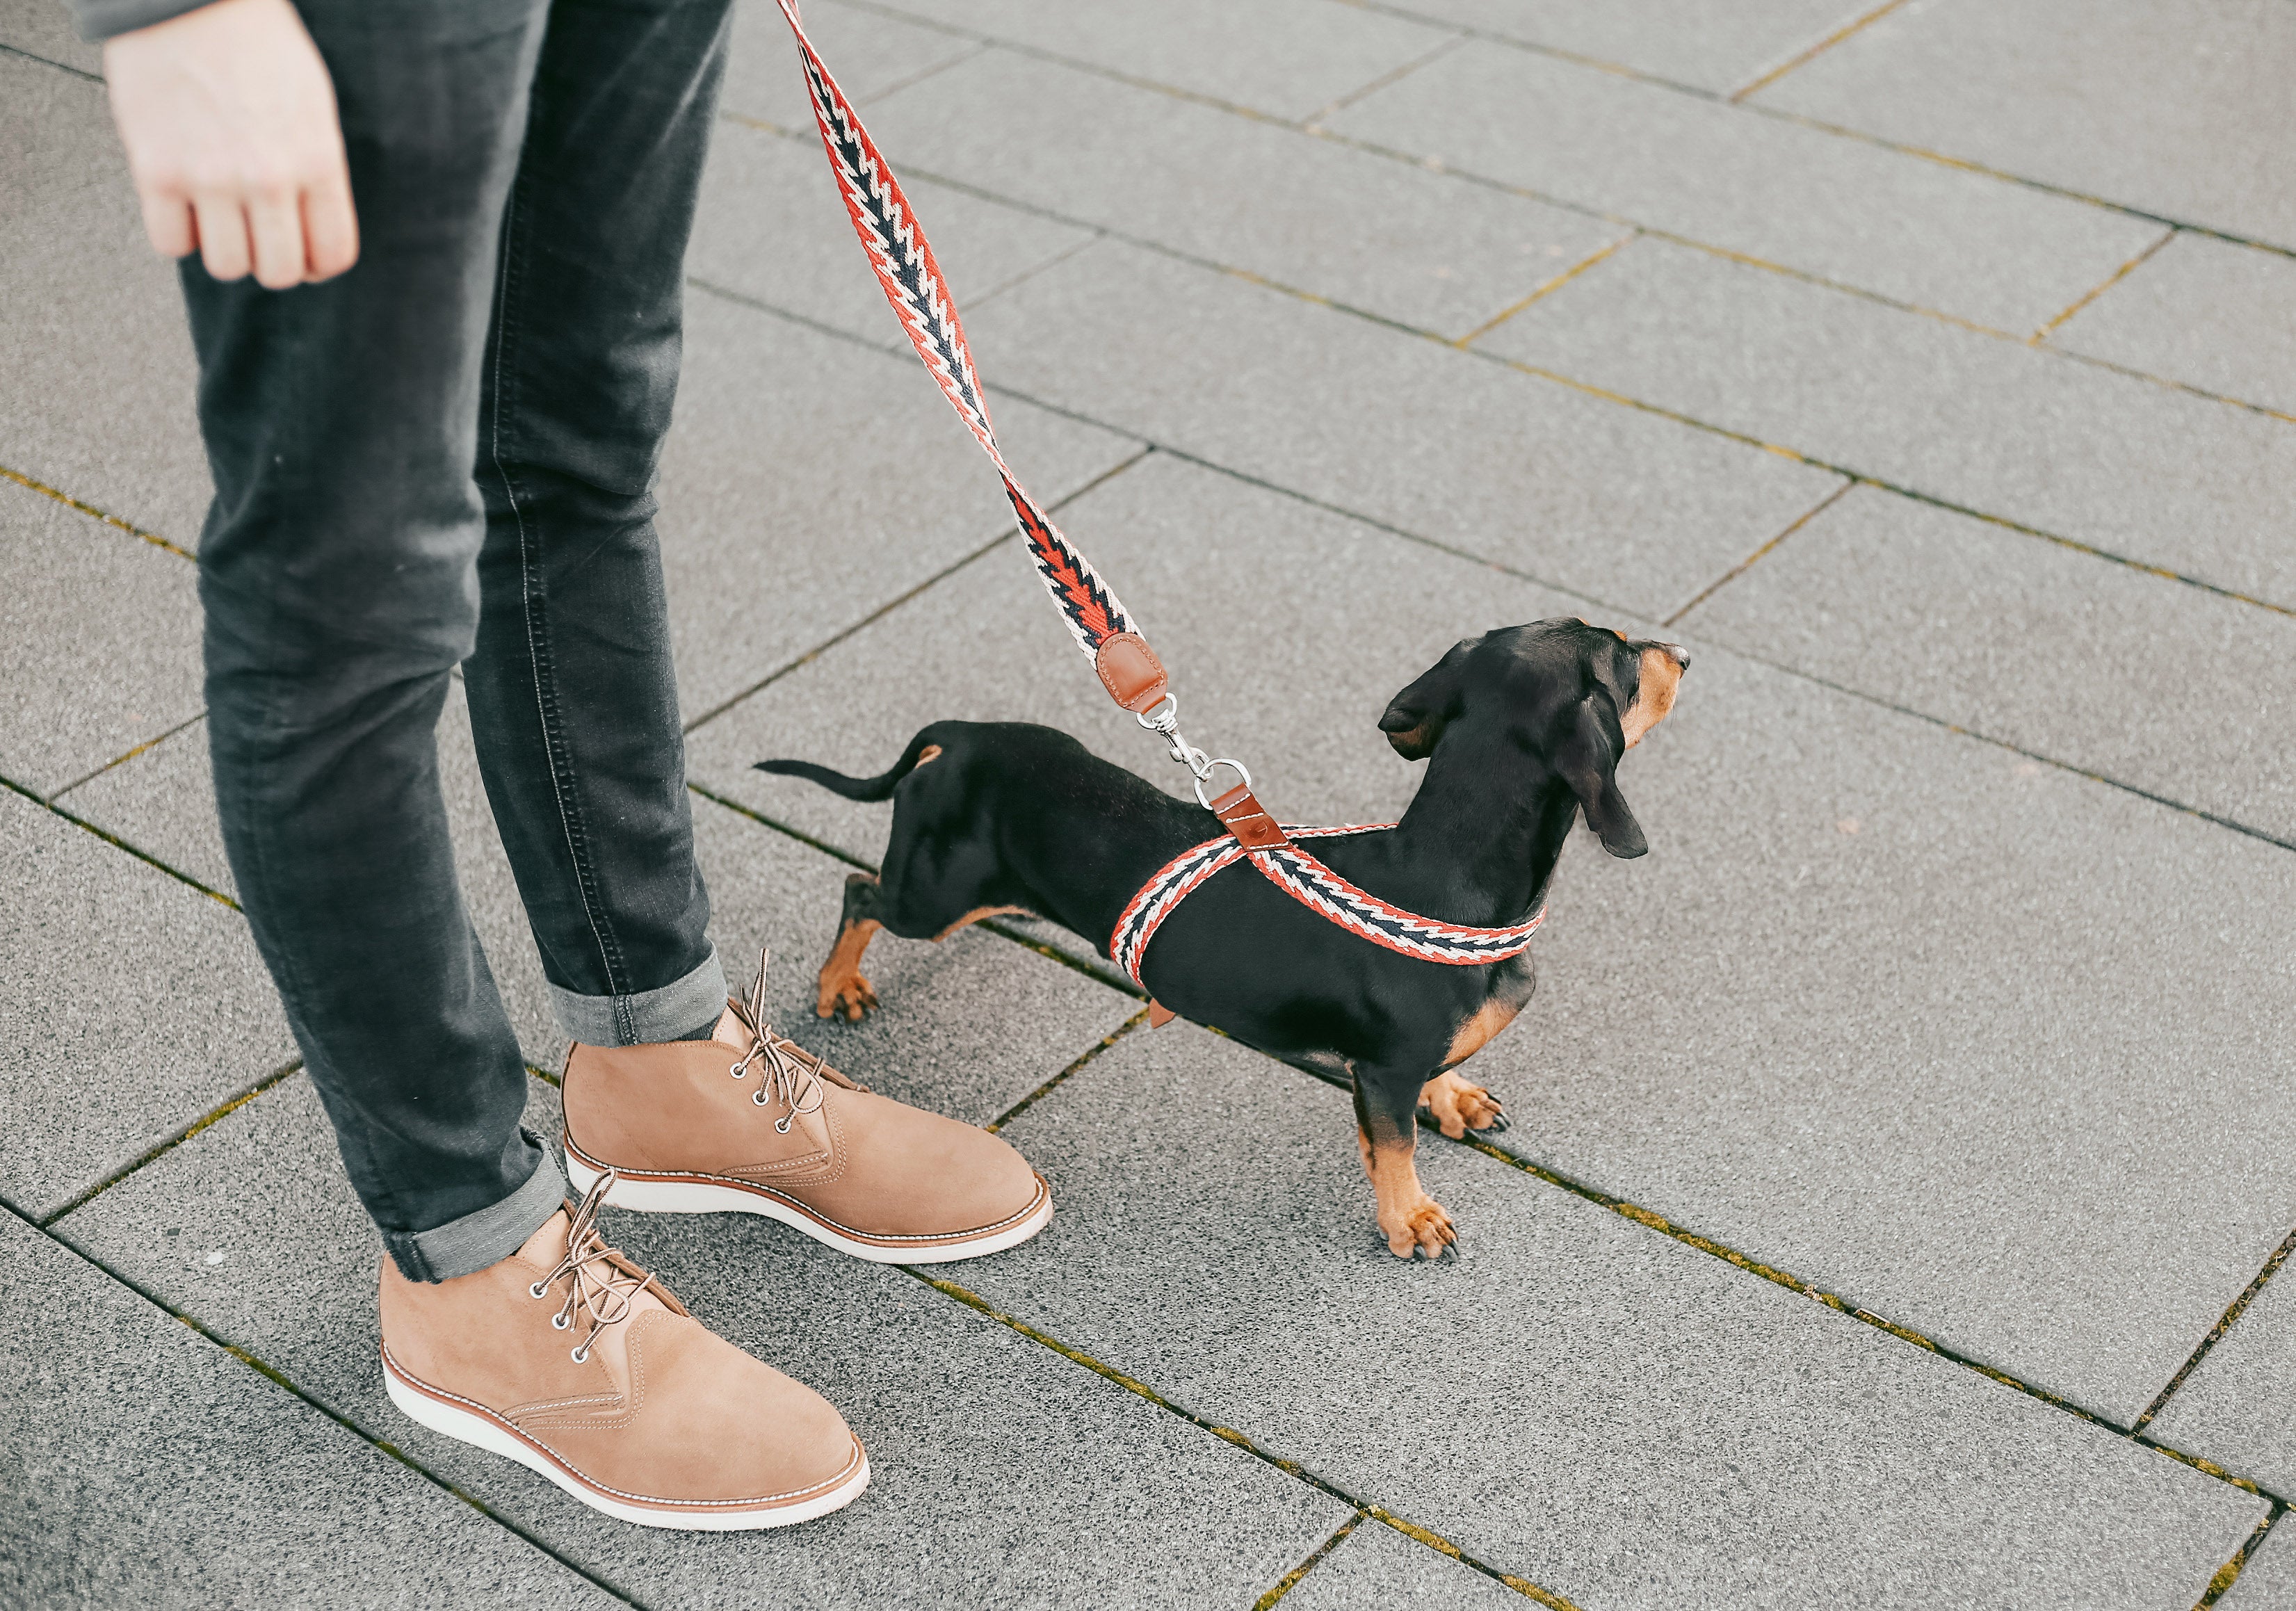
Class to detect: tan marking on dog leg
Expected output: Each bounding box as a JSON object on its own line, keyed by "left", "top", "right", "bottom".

{"left": 928, "top": 904, "right": 1029, "bottom": 941}
{"left": 914, "top": 744, "right": 943, "bottom": 766}
{"left": 1359, "top": 1126, "right": 1455, "bottom": 1258}
{"left": 1442, "top": 998, "right": 1523, "bottom": 1069}
{"left": 1418, "top": 1069, "right": 1504, "bottom": 1139}
{"left": 816, "top": 918, "right": 883, "bottom": 1021}
{"left": 1619, "top": 646, "right": 1683, "bottom": 748}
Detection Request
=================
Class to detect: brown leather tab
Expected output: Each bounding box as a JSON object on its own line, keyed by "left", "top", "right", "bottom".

{"left": 1147, "top": 1000, "right": 1178, "bottom": 1028}
{"left": 1211, "top": 783, "right": 1290, "bottom": 850}
{"left": 1094, "top": 632, "right": 1169, "bottom": 713}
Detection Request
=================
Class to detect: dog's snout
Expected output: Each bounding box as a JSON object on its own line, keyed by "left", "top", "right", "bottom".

{"left": 1663, "top": 643, "right": 1690, "bottom": 670}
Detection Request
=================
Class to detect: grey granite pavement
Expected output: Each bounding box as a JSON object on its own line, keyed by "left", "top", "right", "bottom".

{"left": 10, "top": 1, "right": 2296, "bottom": 1605}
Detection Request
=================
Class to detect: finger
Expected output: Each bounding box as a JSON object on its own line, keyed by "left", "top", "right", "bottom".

{"left": 245, "top": 188, "right": 306, "bottom": 289}
{"left": 137, "top": 188, "right": 197, "bottom": 259}
{"left": 300, "top": 165, "right": 359, "bottom": 281}
{"left": 191, "top": 195, "right": 252, "bottom": 282}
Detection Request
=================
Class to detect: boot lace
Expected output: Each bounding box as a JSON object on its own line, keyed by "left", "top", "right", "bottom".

{"left": 526, "top": 1170, "right": 658, "bottom": 1364}
{"left": 724, "top": 947, "right": 832, "bottom": 1134}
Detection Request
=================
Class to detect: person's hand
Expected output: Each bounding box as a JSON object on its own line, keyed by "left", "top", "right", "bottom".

{"left": 102, "top": 0, "right": 358, "bottom": 288}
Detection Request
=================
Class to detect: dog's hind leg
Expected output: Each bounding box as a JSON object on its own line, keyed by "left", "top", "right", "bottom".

{"left": 1353, "top": 1065, "right": 1457, "bottom": 1259}
{"left": 1418, "top": 1070, "right": 1505, "bottom": 1138}
{"left": 816, "top": 873, "right": 885, "bottom": 1021}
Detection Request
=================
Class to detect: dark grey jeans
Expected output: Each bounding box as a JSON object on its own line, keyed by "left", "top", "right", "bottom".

{"left": 187, "top": 0, "right": 734, "bottom": 1281}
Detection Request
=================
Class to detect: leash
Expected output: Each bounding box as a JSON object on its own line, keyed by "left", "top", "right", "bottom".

{"left": 773, "top": 0, "right": 1544, "bottom": 983}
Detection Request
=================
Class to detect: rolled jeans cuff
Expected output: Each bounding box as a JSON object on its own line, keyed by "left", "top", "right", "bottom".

{"left": 383, "top": 1135, "right": 567, "bottom": 1282}
{"left": 550, "top": 944, "right": 728, "bottom": 1047}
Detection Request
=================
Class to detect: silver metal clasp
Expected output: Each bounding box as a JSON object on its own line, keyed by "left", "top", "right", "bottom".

{"left": 1192, "top": 757, "right": 1251, "bottom": 810}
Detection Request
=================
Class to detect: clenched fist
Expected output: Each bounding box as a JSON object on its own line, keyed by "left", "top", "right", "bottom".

{"left": 103, "top": 0, "right": 359, "bottom": 287}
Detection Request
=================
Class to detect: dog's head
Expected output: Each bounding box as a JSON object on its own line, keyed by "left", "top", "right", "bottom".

{"left": 1378, "top": 619, "right": 1689, "bottom": 858}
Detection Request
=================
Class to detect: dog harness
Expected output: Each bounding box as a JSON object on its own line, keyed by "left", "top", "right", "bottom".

{"left": 772, "top": 1, "right": 1546, "bottom": 989}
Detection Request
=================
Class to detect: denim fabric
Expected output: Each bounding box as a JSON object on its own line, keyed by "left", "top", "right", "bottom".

{"left": 188, "top": 0, "right": 734, "bottom": 1281}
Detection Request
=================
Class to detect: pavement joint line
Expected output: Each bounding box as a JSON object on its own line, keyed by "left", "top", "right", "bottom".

{"left": 676, "top": 280, "right": 2296, "bottom": 849}
{"left": 2029, "top": 226, "right": 2178, "bottom": 343}
{"left": 1452, "top": 229, "right": 1638, "bottom": 349}
{"left": 983, "top": 1011, "right": 1151, "bottom": 1135}
{"left": 1298, "top": 33, "right": 1465, "bottom": 130}
{"left": 0, "top": 40, "right": 102, "bottom": 83}
{"left": 897, "top": 1266, "right": 1587, "bottom": 1608}
{"left": 2198, "top": 1505, "right": 2284, "bottom": 1609}
{"left": 38, "top": 1058, "right": 303, "bottom": 1228}
{"left": 1, "top": 463, "right": 195, "bottom": 559}
{"left": 0, "top": 770, "right": 241, "bottom": 908}
{"left": 1253, "top": 1512, "right": 1363, "bottom": 1610}
{"left": 1660, "top": 477, "right": 1855, "bottom": 626}
{"left": 2135, "top": 1225, "right": 2296, "bottom": 1433}
{"left": 1727, "top": 0, "right": 1912, "bottom": 103}
{"left": 969, "top": 227, "right": 1110, "bottom": 311}
{"left": 46, "top": 709, "right": 209, "bottom": 803}
{"left": 13, "top": 1198, "right": 649, "bottom": 1609}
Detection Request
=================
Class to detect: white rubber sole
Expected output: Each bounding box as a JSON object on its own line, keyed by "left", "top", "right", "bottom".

{"left": 382, "top": 1356, "right": 868, "bottom": 1531}
{"left": 564, "top": 1150, "right": 1053, "bottom": 1265}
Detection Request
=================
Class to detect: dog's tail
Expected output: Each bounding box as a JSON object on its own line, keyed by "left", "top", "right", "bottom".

{"left": 755, "top": 730, "right": 940, "bottom": 802}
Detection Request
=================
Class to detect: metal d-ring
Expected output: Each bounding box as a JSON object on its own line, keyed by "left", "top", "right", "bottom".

{"left": 1192, "top": 757, "right": 1251, "bottom": 810}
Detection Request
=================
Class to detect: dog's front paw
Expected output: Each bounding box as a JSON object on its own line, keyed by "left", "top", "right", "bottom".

{"left": 1419, "top": 1071, "right": 1505, "bottom": 1139}
{"left": 1382, "top": 1197, "right": 1457, "bottom": 1259}
{"left": 816, "top": 971, "right": 879, "bottom": 1021}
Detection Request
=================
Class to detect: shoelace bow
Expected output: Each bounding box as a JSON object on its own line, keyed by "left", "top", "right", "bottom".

{"left": 528, "top": 1171, "right": 659, "bottom": 1364}
{"left": 724, "top": 948, "right": 836, "bottom": 1135}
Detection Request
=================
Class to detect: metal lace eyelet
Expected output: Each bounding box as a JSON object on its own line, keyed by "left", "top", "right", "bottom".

{"left": 775, "top": 1115, "right": 795, "bottom": 1134}
{"left": 729, "top": 1062, "right": 745, "bottom": 1079}
{"left": 528, "top": 1281, "right": 547, "bottom": 1300}
{"left": 551, "top": 1313, "right": 570, "bottom": 1331}
{"left": 570, "top": 1345, "right": 590, "bottom": 1364}
{"left": 752, "top": 1088, "right": 770, "bottom": 1106}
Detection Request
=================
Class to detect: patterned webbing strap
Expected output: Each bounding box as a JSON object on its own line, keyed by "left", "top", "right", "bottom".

{"left": 775, "top": 3, "right": 1549, "bottom": 975}
{"left": 1110, "top": 827, "right": 1547, "bottom": 985}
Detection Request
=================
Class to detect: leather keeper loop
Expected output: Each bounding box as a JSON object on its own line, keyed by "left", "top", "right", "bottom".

{"left": 1211, "top": 783, "right": 1291, "bottom": 850}
{"left": 1094, "top": 632, "right": 1169, "bottom": 713}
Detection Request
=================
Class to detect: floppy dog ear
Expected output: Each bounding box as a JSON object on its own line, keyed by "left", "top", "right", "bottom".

{"left": 1380, "top": 654, "right": 1464, "bottom": 761}
{"left": 1558, "top": 693, "right": 1647, "bottom": 858}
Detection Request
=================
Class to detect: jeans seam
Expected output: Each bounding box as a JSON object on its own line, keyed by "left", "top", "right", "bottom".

{"left": 486, "top": 168, "right": 633, "bottom": 1025}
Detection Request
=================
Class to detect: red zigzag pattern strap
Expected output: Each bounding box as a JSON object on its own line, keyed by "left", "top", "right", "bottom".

{"left": 776, "top": 0, "right": 1135, "bottom": 660}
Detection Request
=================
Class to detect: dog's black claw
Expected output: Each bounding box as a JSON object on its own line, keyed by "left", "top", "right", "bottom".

{"left": 1478, "top": 1113, "right": 1510, "bottom": 1134}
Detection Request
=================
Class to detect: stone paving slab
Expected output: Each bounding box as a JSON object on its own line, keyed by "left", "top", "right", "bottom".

{"left": 1, "top": 1211, "right": 615, "bottom": 1611}
{"left": 2048, "top": 232, "right": 2296, "bottom": 418}
{"left": 0, "top": 788, "right": 293, "bottom": 1222}
{"left": 2147, "top": 1267, "right": 2296, "bottom": 1499}
{"left": 858, "top": 0, "right": 1451, "bottom": 123}
{"left": 1752, "top": 0, "right": 2296, "bottom": 252}
{"left": 0, "top": 0, "right": 102, "bottom": 75}
{"left": 1279, "top": 1520, "right": 1523, "bottom": 1611}
{"left": 1676, "top": 483, "right": 2296, "bottom": 844}
{"left": 56, "top": 1070, "right": 1355, "bottom": 1610}
{"left": 722, "top": 0, "right": 979, "bottom": 131}
{"left": 658, "top": 286, "right": 1142, "bottom": 721}
{"left": 684, "top": 451, "right": 1582, "bottom": 859}
{"left": 687, "top": 449, "right": 2296, "bottom": 1427}
{"left": 971, "top": 1026, "right": 2263, "bottom": 1610}
{"left": 1373, "top": 0, "right": 1873, "bottom": 97}
{"left": 858, "top": 45, "right": 1622, "bottom": 339}
{"left": 1324, "top": 37, "right": 2162, "bottom": 334}
{"left": 0, "top": 54, "right": 210, "bottom": 548}
{"left": 52, "top": 714, "right": 223, "bottom": 889}
{"left": 690, "top": 114, "right": 1097, "bottom": 350}
{"left": 0, "top": 480, "right": 202, "bottom": 798}
{"left": 2222, "top": 1527, "right": 2296, "bottom": 1609}
{"left": 1467, "top": 644, "right": 2296, "bottom": 1427}
{"left": 957, "top": 238, "right": 1841, "bottom": 622}
{"left": 1480, "top": 234, "right": 2296, "bottom": 612}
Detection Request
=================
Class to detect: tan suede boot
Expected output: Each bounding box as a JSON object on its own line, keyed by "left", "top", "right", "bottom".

{"left": 380, "top": 1174, "right": 867, "bottom": 1530}
{"left": 562, "top": 949, "right": 1052, "bottom": 1263}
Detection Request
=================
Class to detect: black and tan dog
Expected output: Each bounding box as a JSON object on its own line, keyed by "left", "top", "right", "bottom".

{"left": 757, "top": 618, "right": 1687, "bottom": 1258}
